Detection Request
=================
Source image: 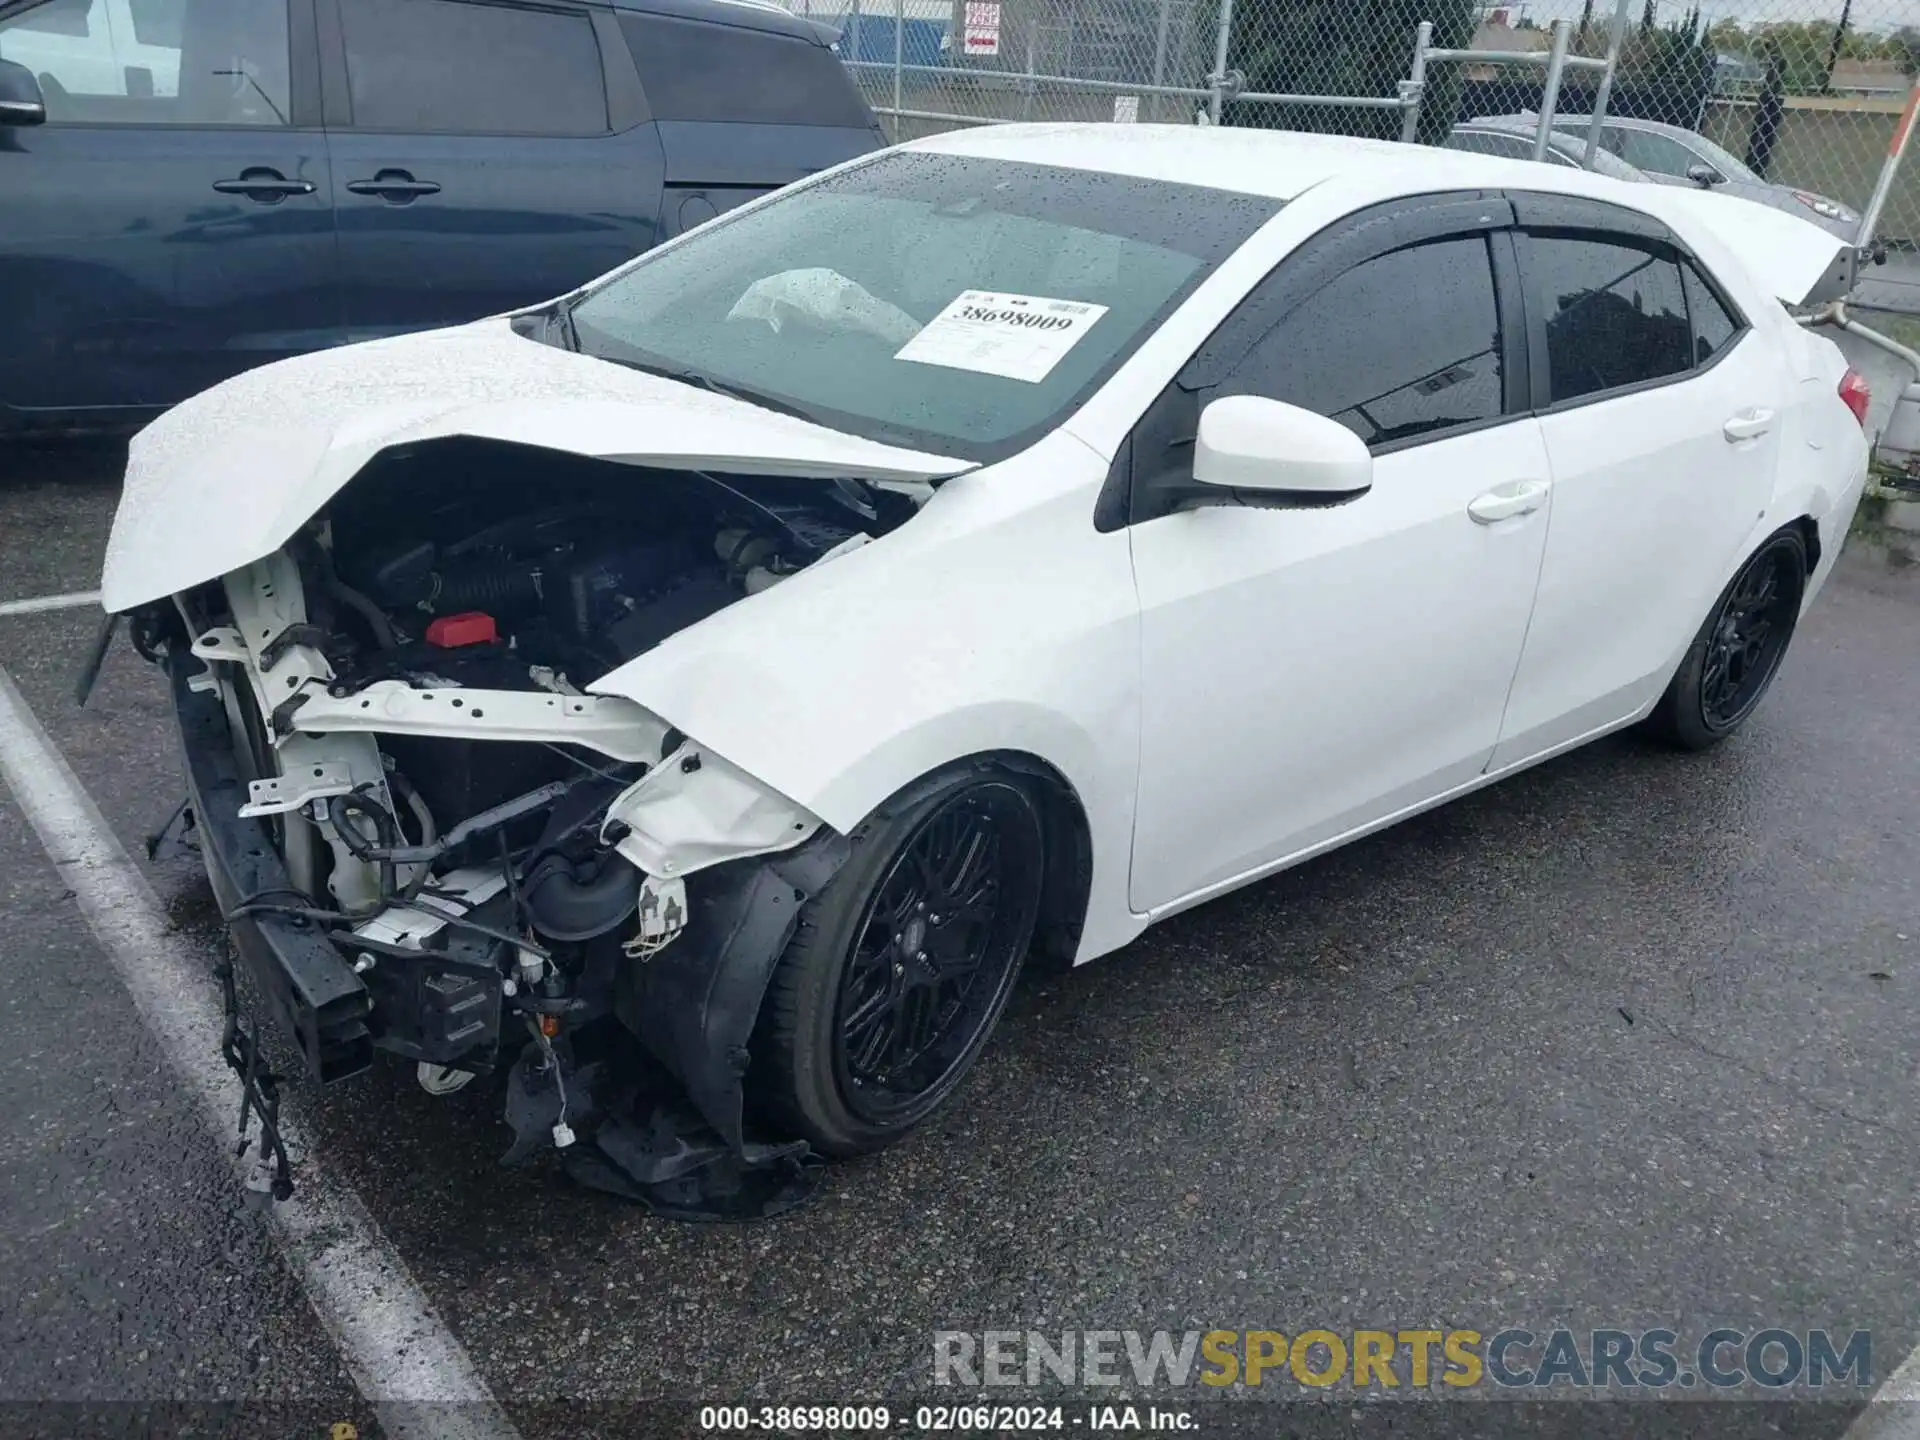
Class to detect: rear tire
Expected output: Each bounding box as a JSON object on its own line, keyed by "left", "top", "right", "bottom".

{"left": 1647, "top": 528, "right": 1807, "bottom": 751}
{"left": 751, "top": 766, "right": 1044, "bottom": 1157}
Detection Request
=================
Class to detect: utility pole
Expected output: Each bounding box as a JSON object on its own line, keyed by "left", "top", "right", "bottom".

{"left": 1822, "top": 0, "right": 1852, "bottom": 92}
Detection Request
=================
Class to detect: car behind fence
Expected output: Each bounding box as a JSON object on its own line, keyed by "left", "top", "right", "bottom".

{"left": 806, "top": 0, "right": 1920, "bottom": 298}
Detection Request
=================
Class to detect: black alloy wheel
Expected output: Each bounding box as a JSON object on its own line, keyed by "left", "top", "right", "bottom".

{"left": 833, "top": 788, "right": 1036, "bottom": 1121}
{"left": 1649, "top": 527, "right": 1807, "bottom": 750}
{"left": 752, "top": 770, "right": 1045, "bottom": 1156}
{"left": 1697, "top": 538, "right": 1802, "bottom": 733}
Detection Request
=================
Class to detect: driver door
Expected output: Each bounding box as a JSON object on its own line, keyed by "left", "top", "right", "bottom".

{"left": 1126, "top": 206, "right": 1554, "bottom": 914}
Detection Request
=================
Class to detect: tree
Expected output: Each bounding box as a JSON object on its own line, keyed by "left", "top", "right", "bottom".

{"left": 1891, "top": 25, "right": 1920, "bottom": 76}
{"left": 1706, "top": 17, "right": 1747, "bottom": 54}
{"left": 1219, "top": 0, "right": 1478, "bottom": 142}
{"left": 1617, "top": 8, "right": 1714, "bottom": 125}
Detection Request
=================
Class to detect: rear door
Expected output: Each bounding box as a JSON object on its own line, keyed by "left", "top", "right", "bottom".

{"left": 1491, "top": 196, "right": 1787, "bottom": 765}
{"left": 319, "top": 0, "right": 664, "bottom": 340}
{"left": 0, "top": 0, "right": 336, "bottom": 421}
{"left": 612, "top": 5, "right": 881, "bottom": 240}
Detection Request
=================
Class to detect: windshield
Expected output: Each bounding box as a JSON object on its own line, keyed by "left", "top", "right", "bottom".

{"left": 568, "top": 152, "right": 1281, "bottom": 462}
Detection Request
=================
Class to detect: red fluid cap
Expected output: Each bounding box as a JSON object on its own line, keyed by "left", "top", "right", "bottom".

{"left": 425, "top": 611, "right": 499, "bottom": 648}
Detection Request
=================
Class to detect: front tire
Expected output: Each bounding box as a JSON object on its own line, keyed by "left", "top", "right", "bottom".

{"left": 1648, "top": 528, "right": 1807, "bottom": 751}
{"left": 751, "top": 766, "right": 1044, "bottom": 1157}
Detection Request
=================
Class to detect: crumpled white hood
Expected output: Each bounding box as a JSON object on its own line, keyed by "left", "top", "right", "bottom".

{"left": 100, "top": 318, "right": 969, "bottom": 613}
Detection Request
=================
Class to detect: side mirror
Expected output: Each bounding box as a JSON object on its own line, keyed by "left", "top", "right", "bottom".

{"left": 1192, "top": 394, "right": 1373, "bottom": 501}
{"left": 0, "top": 59, "right": 47, "bottom": 126}
{"left": 1686, "top": 163, "right": 1724, "bottom": 188}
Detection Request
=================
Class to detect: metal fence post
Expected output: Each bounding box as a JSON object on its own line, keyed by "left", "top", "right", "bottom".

{"left": 1581, "top": 0, "right": 1632, "bottom": 170}
{"left": 1398, "top": 19, "right": 1431, "bottom": 144}
{"left": 1149, "top": 0, "right": 1174, "bottom": 122}
{"left": 1858, "top": 74, "right": 1920, "bottom": 257}
{"left": 892, "top": 0, "right": 904, "bottom": 127}
{"left": 1206, "top": 0, "right": 1234, "bottom": 124}
{"left": 1021, "top": 25, "right": 1038, "bottom": 120}
{"left": 1533, "top": 19, "right": 1572, "bottom": 162}
{"left": 834, "top": 0, "right": 1920, "bottom": 262}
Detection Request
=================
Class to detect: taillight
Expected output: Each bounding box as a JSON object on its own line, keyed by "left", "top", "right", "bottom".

{"left": 1839, "top": 367, "right": 1871, "bottom": 428}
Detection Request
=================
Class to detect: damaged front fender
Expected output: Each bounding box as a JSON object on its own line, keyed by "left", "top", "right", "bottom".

{"left": 616, "top": 830, "right": 850, "bottom": 1154}
{"left": 601, "top": 740, "right": 825, "bottom": 880}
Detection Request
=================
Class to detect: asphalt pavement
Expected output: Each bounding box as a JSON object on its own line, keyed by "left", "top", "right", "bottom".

{"left": 1854, "top": 251, "right": 1920, "bottom": 317}
{"left": 1, "top": 444, "right": 1918, "bottom": 1440}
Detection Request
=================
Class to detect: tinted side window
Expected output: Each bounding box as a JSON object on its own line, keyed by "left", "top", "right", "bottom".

{"left": 338, "top": 0, "right": 606, "bottom": 135}
{"left": 619, "top": 13, "right": 870, "bottom": 127}
{"left": 1526, "top": 234, "right": 1690, "bottom": 404}
{"left": 0, "top": 0, "right": 288, "bottom": 125}
{"left": 1682, "top": 262, "right": 1740, "bottom": 365}
{"left": 1226, "top": 236, "right": 1505, "bottom": 449}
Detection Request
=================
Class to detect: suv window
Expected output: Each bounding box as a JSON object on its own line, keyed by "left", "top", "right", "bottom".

{"left": 1681, "top": 262, "right": 1740, "bottom": 365}
{"left": 338, "top": 0, "right": 606, "bottom": 135}
{"left": 1526, "top": 234, "right": 1690, "bottom": 404}
{"left": 617, "top": 13, "right": 871, "bottom": 128}
{"left": 1224, "top": 236, "right": 1505, "bottom": 449}
{"left": 0, "top": 0, "right": 288, "bottom": 125}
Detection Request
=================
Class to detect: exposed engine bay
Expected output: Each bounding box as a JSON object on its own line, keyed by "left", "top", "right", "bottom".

{"left": 140, "top": 438, "right": 919, "bottom": 1217}
{"left": 318, "top": 436, "right": 905, "bottom": 698}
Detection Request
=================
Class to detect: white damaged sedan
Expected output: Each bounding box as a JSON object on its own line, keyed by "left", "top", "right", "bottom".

{"left": 101, "top": 124, "right": 1870, "bottom": 1211}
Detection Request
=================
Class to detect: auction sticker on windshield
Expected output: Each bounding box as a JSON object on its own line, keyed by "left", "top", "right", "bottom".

{"left": 895, "top": 291, "right": 1108, "bottom": 383}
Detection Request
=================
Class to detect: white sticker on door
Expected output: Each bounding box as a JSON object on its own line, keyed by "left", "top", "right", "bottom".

{"left": 894, "top": 290, "right": 1109, "bottom": 384}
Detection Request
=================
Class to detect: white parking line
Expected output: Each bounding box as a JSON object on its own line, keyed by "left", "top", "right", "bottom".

{"left": 0, "top": 666, "right": 523, "bottom": 1440}
{"left": 1844, "top": 1341, "right": 1920, "bottom": 1439}
{"left": 0, "top": 589, "right": 102, "bottom": 617}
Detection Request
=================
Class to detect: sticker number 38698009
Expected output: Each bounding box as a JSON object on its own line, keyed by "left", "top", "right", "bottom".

{"left": 893, "top": 290, "right": 1109, "bottom": 384}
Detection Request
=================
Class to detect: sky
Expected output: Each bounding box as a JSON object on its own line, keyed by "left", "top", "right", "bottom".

{"left": 1490, "top": 0, "right": 1915, "bottom": 37}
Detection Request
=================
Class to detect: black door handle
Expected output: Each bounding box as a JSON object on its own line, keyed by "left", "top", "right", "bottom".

{"left": 212, "top": 168, "right": 316, "bottom": 203}
{"left": 346, "top": 170, "right": 441, "bottom": 202}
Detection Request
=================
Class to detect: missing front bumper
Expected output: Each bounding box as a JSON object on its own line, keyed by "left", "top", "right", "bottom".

{"left": 171, "top": 650, "right": 373, "bottom": 1084}
{"left": 167, "top": 645, "right": 844, "bottom": 1217}
{"left": 170, "top": 651, "right": 505, "bottom": 1083}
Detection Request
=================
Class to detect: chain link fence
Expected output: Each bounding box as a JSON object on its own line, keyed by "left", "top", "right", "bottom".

{"left": 805, "top": 0, "right": 1920, "bottom": 309}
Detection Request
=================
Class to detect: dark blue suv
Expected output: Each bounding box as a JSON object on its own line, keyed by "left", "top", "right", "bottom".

{"left": 0, "top": 0, "right": 883, "bottom": 436}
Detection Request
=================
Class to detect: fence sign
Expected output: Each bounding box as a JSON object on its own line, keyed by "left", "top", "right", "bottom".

{"left": 1112, "top": 94, "right": 1140, "bottom": 122}
{"left": 962, "top": 0, "right": 1000, "bottom": 56}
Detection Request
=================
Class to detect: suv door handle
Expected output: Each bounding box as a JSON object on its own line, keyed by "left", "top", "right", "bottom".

{"left": 1467, "top": 479, "right": 1551, "bottom": 524}
{"left": 212, "top": 168, "right": 315, "bottom": 202}
{"left": 1723, "top": 408, "right": 1775, "bottom": 442}
{"left": 346, "top": 170, "right": 442, "bottom": 202}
